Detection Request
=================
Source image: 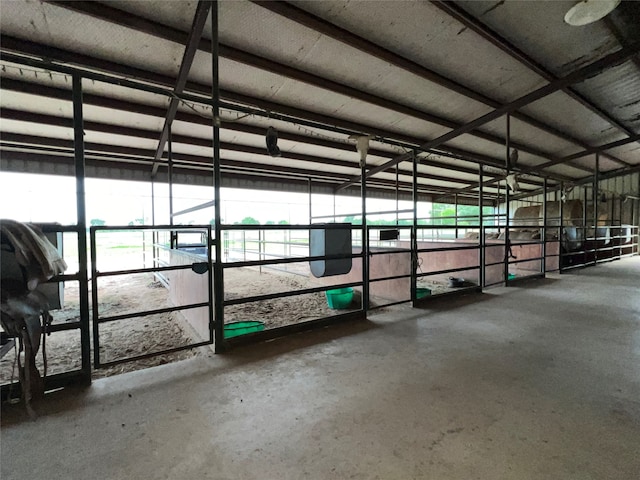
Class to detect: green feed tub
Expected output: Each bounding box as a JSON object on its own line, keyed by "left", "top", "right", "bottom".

{"left": 224, "top": 321, "right": 265, "bottom": 338}
{"left": 416, "top": 287, "right": 432, "bottom": 299}
{"left": 325, "top": 288, "right": 354, "bottom": 309}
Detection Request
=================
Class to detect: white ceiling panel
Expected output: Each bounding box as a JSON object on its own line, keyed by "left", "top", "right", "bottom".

{"left": 457, "top": 0, "right": 620, "bottom": 76}
{"left": 289, "top": 0, "right": 548, "bottom": 101}
{"left": 0, "top": 1, "right": 185, "bottom": 78}
{"left": 0, "top": 119, "right": 72, "bottom": 140}
{"left": 1, "top": 0, "right": 635, "bottom": 199}
{"left": 520, "top": 91, "right": 631, "bottom": 146}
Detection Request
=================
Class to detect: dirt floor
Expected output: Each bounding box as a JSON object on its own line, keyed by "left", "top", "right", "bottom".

{"left": 0, "top": 275, "right": 198, "bottom": 383}
{"left": 223, "top": 267, "right": 354, "bottom": 329}
{"left": 0, "top": 266, "right": 360, "bottom": 385}
{"left": 0, "top": 262, "right": 484, "bottom": 387}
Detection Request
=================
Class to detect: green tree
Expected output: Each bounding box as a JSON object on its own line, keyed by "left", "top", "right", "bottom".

{"left": 278, "top": 220, "right": 289, "bottom": 225}
{"left": 239, "top": 216, "right": 260, "bottom": 225}
{"left": 90, "top": 218, "right": 106, "bottom": 226}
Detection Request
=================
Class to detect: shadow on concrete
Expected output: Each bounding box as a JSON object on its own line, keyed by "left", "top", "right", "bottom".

{"left": 222, "top": 317, "right": 379, "bottom": 362}
{"left": 1, "top": 318, "right": 380, "bottom": 426}
{"left": 414, "top": 290, "right": 492, "bottom": 312}
{"left": 506, "top": 276, "right": 561, "bottom": 289}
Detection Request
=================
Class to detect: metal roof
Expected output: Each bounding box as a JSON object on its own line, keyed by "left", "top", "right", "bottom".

{"left": 1, "top": 0, "right": 639, "bottom": 205}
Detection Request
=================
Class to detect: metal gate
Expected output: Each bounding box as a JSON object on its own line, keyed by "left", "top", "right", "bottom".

{"left": 90, "top": 225, "right": 214, "bottom": 369}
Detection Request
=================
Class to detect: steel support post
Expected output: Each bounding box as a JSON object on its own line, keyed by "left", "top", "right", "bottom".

{"left": 151, "top": 179, "right": 157, "bottom": 271}
{"left": 504, "top": 114, "right": 511, "bottom": 286}
{"left": 396, "top": 166, "right": 400, "bottom": 225}
{"left": 411, "top": 150, "right": 418, "bottom": 302}
{"left": 308, "top": 178, "right": 312, "bottom": 224}
{"left": 454, "top": 193, "right": 459, "bottom": 239}
{"left": 211, "top": 1, "right": 224, "bottom": 352}
{"left": 637, "top": 173, "right": 640, "bottom": 255}
{"left": 168, "top": 125, "right": 174, "bottom": 226}
{"left": 542, "top": 177, "right": 547, "bottom": 274}
{"left": 594, "top": 153, "right": 599, "bottom": 265}
{"left": 479, "top": 164, "right": 485, "bottom": 287}
{"left": 559, "top": 181, "right": 564, "bottom": 273}
{"left": 72, "top": 75, "right": 91, "bottom": 383}
{"left": 583, "top": 186, "right": 589, "bottom": 265}
{"left": 361, "top": 158, "right": 369, "bottom": 312}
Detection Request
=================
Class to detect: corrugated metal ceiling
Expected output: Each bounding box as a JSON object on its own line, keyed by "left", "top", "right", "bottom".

{"left": 1, "top": 0, "right": 638, "bottom": 204}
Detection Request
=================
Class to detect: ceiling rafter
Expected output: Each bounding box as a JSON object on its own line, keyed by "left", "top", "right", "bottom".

{"left": 431, "top": 0, "right": 638, "bottom": 140}
{"left": 1, "top": 146, "right": 490, "bottom": 201}
{"left": 536, "top": 134, "right": 640, "bottom": 170}
{"left": 250, "top": 0, "right": 630, "bottom": 169}
{"left": 4, "top": 108, "right": 520, "bottom": 194}
{"left": 2, "top": 38, "right": 559, "bottom": 183}
{"left": 0, "top": 37, "right": 513, "bottom": 172}
{"left": 43, "top": 1, "right": 605, "bottom": 171}
{"left": 150, "top": 0, "right": 211, "bottom": 177}
{"left": 1, "top": 77, "right": 557, "bottom": 188}
{"left": 336, "top": 43, "right": 640, "bottom": 191}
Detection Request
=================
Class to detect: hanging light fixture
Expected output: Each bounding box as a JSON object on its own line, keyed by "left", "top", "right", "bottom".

{"left": 506, "top": 174, "right": 520, "bottom": 192}
{"left": 265, "top": 126, "right": 281, "bottom": 157}
{"left": 564, "top": 0, "right": 621, "bottom": 26}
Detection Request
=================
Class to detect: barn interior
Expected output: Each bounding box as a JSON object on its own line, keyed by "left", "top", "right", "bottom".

{"left": 1, "top": 1, "right": 639, "bottom": 478}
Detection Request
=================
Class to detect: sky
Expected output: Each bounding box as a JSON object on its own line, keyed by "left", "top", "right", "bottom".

{"left": 0, "top": 172, "right": 421, "bottom": 226}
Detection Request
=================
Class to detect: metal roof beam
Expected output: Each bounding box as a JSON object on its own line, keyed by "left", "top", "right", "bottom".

{"left": 336, "top": 43, "right": 640, "bottom": 191}
{"left": 1, "top": 109, "right": 492, "bottom": 189}
{"left": 536, "top": 134, "right": 640, "bottom": 170}
{"left": 431, "top": 0, "right": 637, "bottom": 140}
{"left": 252, "top": 0, "right": 631, "bottom": 168}
{"left": 510, "top": 163, "right": 640, "bottom": 202}
{"left": 151, "top": 1, "right": 211, "bottom": 176}
{"left": 1, "top": 146, "right": 484, "bottom": 200}
{"left": 1, "top": 38, "right": 576, "bottom": 185}
{"left": 0, "top": 40, "right": 530, "bottom": 175}
{"left": 44, "top": 2, "right": 602, "bottom": 170}
{"left": 0, "top": 77, "right": 513, "bottom": 181}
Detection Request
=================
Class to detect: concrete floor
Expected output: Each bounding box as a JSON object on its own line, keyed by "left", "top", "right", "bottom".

{"left": 2, "top": 257, "right": 639, "bottom": 480}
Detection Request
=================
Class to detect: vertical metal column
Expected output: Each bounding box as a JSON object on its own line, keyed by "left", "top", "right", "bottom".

{"left": 504, "top": 114, "right": 511, "bottom": 285}
{"left": 583, "top": 186, "right": 588, "bottom": 266}
{"left": 72, "top": 75, "right": 91, "bottom": 383}
{"left": 478, "top": 165, "right": 485, "bottom": 288}
{"left": 454, "top": 194, "right": 459, "bottom": 239}
{"left": 211, "top": 1, "right": 224, "bottom": 352}
{"left": 559, "top": 181, "right": 564, "bottom": 273}
{"left": 150, "top": 179, "right": 158, "bottom": 273}
{"left": 636, "top": 173, "right": 640, "bottom": 255}
{"left": 361, "top": 154, "right": 369, "bottom": 312}
{"left": 396, "top": 166, "right": 400, "bottom": 225}
{"left": 332, "top": 192, "right": 336, "bottom": 222}
{"left": 593, "top": 153, "right": 599, "bottom": 265}
{"left": 168, "top": 125, "right": 174, "bottom": 227}
{"left": 411, "top": 150, "right": 418, "bottom": 302}
{"left": 308, "top": 179, "right": 312, "bottom": 224}
{"left": 542, "top": 177, "right": 547, "bottom": 275}
{"left": 637, "top": 173, "right": 640, "bottom": 255}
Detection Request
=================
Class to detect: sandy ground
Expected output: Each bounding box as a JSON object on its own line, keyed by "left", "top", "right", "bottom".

{"left": 0, "top": 266, "right": 361, "bottom": 385}
{"left": 224, "top": 267, "right": 355, "bottom": 329}
{"left": 0, "top": 262, "right": 480, "bottom": 386}
{"left": 0, "top": 275, "right": 197, "bottom": 383}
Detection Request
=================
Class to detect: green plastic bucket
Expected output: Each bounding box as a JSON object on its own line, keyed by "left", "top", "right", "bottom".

{"left": 325, "top": 288, "right": 354, "bottom": 309}
{"left": 416, "top": 287, "right": 431, "bottom": 299}
{"left": 223, "top": 321, "right": 265, "bottom": 338}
